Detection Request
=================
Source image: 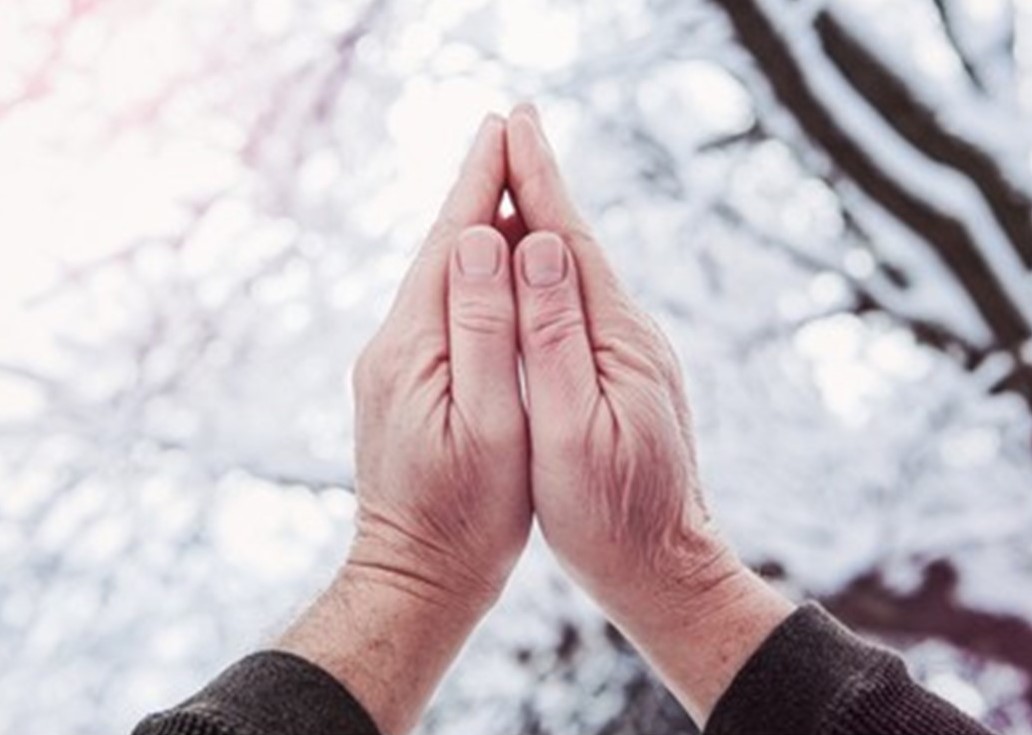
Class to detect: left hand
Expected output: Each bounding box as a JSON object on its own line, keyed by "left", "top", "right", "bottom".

{"left": 278, "top": 114, "right": 530, "bottom": 735}
{"left": 347, "top": 113, "right": 531, "bottom": 608}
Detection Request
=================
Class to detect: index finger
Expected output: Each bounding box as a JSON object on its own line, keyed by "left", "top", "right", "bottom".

{"left": 387, "top": 114, "right": 508, "bottom": 333}
{"left": 505, "top": 104, "right": 631, "bottom": 339}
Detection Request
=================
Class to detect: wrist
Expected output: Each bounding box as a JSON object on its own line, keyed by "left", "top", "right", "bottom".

{"left": 591, "top": 529, "right": 743, "bottom": 630}
{"left": 347, "top": 515, "right": 513, "bottom": 615}
{"left": 334, "top": 557, "right": 493, "bottom": 626}
{"left": 277, "top": 555, "right": 490, "bottom": 735}
{"left": 603, "top": 533, "right": 795, "bottom": 727}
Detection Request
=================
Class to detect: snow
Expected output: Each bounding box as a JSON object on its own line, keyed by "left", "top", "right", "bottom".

{"left": 760, "top": 0, "right": 1032, "bottom": 331}
{"left": 2, "top": 0, "right": 1032, "bottom": 733}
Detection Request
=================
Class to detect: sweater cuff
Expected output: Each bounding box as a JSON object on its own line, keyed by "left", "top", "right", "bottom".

{"left": 704, "top": 603, "right": 894, "bottom": 735}
{"left": 133, "top": 651, "right": 381, "bottom": 735}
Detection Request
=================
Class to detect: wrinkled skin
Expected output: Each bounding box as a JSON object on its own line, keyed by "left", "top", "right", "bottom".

{"left": 348, "top": 115, "right": 531, "bottom": 610}
{"left": 503, "top": 107, "right": 732, "bottom": 623}
{"left": 349, "top": 107, "right": 728, "bottom": 618}
{"left": 282, "top": 107, "right": 789, "bottom": 735}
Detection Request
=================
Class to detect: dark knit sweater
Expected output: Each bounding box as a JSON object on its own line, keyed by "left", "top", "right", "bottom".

{"left": 133, "top": 605, "right": 993, "bottom": 735}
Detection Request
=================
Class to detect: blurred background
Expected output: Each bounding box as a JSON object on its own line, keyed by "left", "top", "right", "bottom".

{"left": 2, "top": 0, "right": 1032, "bottom": 732}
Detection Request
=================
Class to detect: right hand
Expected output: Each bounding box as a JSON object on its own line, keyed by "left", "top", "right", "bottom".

{"left": 505, "top": 105, "right": 733, "bottom": 618}
{"left": 505, "top": 105, "right": 794, "bottom": 725}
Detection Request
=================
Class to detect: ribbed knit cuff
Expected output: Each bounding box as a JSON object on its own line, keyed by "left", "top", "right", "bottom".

{"left": 705, "top": 603, "right": 898, "bottom": 735}
{"left": 132, "top": 651, "right": 381, "bottom": 735}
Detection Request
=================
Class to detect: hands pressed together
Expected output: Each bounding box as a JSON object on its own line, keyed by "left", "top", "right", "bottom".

{"left": 278, "top": 106, "right": 794, "bottom": 734}
{"left": 133, "top": 104, "right": 998, "bottom": 735}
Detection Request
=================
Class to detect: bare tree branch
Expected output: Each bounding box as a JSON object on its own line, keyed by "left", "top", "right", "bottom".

{"left": 930, "top": 0, "right": 990, "bottom": 92}
{"left": 708, "top": 0, "right": 1032, "bottom": 410}
{"left": 815, "top": 9, "right": 1032, "bottom": 269}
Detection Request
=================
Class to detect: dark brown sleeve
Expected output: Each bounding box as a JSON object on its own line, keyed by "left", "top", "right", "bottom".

{"left": 705, "top": 604, "right": 994, "bottom": 735}
{"left": 131, "top": 651, "right": 380, "bottom": 735}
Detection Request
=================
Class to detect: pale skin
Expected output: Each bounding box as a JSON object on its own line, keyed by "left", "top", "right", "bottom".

{"left": 277, "top": 105, "right": 796, "bottom": 734}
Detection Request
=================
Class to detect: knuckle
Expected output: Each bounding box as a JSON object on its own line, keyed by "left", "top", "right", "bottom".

{"left": 597, "top": 308, "right": 682, "bottom": 388}
{"left": 527, "top": 295, "right": 585, "bottom": 352}
{"left": 353, "top": 340, "right": 403, "bottom": 402}
{"left": 563, "top": 224, "right": 619, "bottom": 281}
{"left": 390, "top": 322, "right": 446, "bottom": 365}
{"left": 515, "top": 157, "right": 555, "bottom": 204}
{"left": 563, "top": 222, "right": 597, "bottom": 252}
{"left": 452, "top": 297, "right": 514, "bottom": 337}
{"left": 639, "top": 313, "right": 684, "bottom": 388}
{"left": 409, "top": 325, "right": 444, "bottom": 354}
{"left": 353, "top": 324, "right": 443, "bottom": 394}
{"left": 427, "top": 214, "right": 460, "bottom": 247}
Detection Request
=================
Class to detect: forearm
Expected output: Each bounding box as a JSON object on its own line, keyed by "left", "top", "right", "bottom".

{"left": 606, "top": 537, "right": 993, "bottom": 735}
{"left": 705, "top": 604, "right": 996, "bottom": 735}
{"left": 276, "top": 561, "right": 490, "bottom": 735}
{"left": 602, "top": 538, "right": 795, "bottom": 728}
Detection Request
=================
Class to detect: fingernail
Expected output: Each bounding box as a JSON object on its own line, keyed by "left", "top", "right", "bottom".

{"left": 522, "top": 234, "right": 566, "bottom": 287}
{"left": 457, "top": 228, "right": 501, "bottom": 279}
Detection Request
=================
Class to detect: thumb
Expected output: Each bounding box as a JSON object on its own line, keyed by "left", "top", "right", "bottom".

{"left": 515, "top": 231, "right": 600, "bottom": 445}
{"left": 448, "top": 225, "right": 522, "bottom": 426}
